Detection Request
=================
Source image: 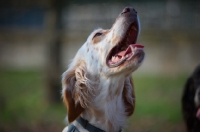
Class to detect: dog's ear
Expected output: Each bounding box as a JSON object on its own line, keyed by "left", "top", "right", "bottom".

{"left": 123, "top": 76, "right": 135, "bottom": 116}
{"left": 62, "top": 65, "right": 85, "bottom": 123}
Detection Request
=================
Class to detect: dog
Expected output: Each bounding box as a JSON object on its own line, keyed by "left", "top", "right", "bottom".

{"left": 182, "top": 65, "right": 200, "bottom": 132}
{"left": 62, "top": 7, "right": 145, "bottom": 132}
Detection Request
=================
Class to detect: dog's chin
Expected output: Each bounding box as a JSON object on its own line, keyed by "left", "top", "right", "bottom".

{"left": 120, "top": 52, "right": 144, "bottom": 70}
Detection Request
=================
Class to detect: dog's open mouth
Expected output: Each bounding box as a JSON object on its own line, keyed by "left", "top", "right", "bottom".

{"left": 106, "top": 22, "right": 144, "bottom": 68}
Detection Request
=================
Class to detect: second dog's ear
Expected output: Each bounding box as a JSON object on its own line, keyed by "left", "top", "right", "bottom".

{"left": 62, "top": 68, "right": 84, "bottom": 123}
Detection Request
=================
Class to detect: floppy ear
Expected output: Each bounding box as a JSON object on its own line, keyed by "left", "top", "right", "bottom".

{"left": 62, "top": 60, "right": 94, "bottom": 123}
{"left": 62, "top": 65, "right": 85, "bottom": 123}
{"left": 123, "top": 76, "right": 135, "bottom": 116}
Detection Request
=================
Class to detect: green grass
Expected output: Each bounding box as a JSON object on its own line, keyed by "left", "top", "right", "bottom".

{"left": 0, "top": 70, "right": 65, "bottom": 132}
{"left": 0, "top": 70, "right": 188, "bottom": 132}
{"left": 127, "top": 74, "right": 188, "bottom": 132}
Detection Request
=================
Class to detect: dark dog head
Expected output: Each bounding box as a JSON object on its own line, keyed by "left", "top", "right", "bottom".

{"left": 192, "top": 66, "right": 200, "bottom": 120}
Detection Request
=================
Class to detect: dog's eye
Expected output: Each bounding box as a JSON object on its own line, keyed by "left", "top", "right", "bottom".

{"left": 93, "top": 32, "right": 102, "bottom": 38}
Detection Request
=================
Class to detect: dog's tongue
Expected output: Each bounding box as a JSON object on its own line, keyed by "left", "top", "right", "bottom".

{"left": 196, "top": 108, "right": 200, "bottom": 120}
{"left": 117, "top": 44, "right": 144, "bottom": 57}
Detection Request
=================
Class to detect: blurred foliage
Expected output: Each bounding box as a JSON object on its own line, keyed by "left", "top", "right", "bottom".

{"left": 0, "top": 70, "right": 188, "bottom": 132}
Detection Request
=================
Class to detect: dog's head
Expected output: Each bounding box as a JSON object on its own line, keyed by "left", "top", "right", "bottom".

{"left": 62, "top": 7, "right": 145, "bottom": 123}
{"left": 74, "top": 7, "right": 144, "bottom": 76}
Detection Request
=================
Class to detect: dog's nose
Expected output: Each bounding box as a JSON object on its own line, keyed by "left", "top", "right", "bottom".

{"left": 121, "top": 7, "right": 137, "bottom": 14}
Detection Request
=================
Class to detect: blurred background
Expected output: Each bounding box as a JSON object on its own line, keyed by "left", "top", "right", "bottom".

{"left": 0, "top": 0, "right": 200, "bottom": 131}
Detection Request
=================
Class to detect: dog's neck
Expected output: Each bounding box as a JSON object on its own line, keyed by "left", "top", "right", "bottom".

{"left": 81, "top": 75, "right": 127, "bottom": 132}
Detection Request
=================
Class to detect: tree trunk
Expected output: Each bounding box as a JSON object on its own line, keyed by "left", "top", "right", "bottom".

{"left": 46, "top": 0, "right": 66, "bottom": 103}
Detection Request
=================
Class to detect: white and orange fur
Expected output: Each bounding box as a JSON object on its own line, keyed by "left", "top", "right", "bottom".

{"left": 62, "top": 7, "right": 145, "bottom": 132}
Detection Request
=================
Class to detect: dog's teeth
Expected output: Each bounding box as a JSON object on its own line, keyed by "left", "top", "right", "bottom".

{"left": 131, "top": 45, "right": 134, "bottom": 51}
{"left": 112, "top": 56, "right": 115, "bottom": 61}
{"left": 135, "top": 47, "right": 137, "bottom": 50}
